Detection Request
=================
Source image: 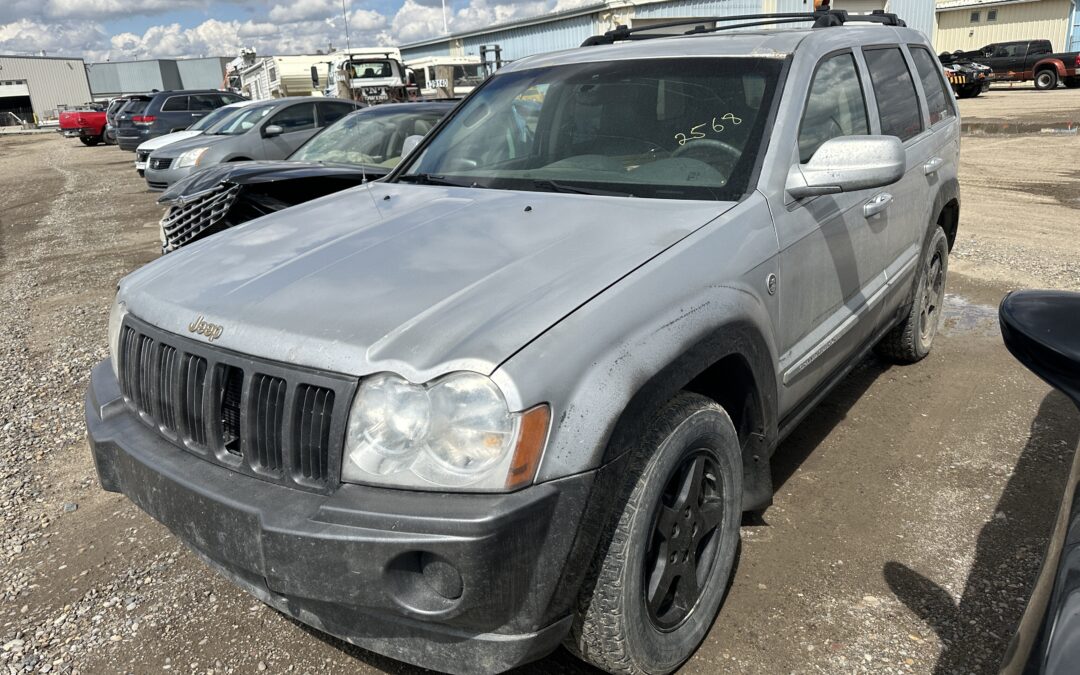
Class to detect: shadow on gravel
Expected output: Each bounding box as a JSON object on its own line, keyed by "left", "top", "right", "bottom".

{"left": 770, "top": 356, "right": 893, "bottom": 492}
{"left": 884, "top": 390, "right": 1080, "bottom": 674}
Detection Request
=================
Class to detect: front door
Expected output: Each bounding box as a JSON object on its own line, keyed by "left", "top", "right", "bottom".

{"left": 775, "top": 50, "right": 893, "bottom": 410}
{"left": 260, "top": 103, "right": 319, "bottom": 159}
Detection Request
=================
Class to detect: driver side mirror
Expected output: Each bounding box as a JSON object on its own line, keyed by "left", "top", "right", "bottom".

{"left": 401, "top": 134, "right": 424, "bottom": 157}
{"left": 311, "top": 66, "right": 320, "bottom": 88}
{"left": 786, "top": 136, "right": 905, "bottom": 199}
{"left": 263, "top": 124, "right": 284, "bottom": 138}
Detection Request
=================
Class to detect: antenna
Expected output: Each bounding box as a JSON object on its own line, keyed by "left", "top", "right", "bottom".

{"left": 342, "top": 0, "right": 351, "bottom": 50}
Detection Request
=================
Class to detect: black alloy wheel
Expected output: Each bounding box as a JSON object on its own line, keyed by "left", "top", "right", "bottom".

{"left": 644, "top": 450, "right": 725, "bottom": 631}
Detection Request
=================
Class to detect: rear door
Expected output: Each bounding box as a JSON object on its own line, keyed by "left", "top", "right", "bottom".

{"left": 158, "top": 95, "right": 194, "bottom": 132}
{"left": 861, "top": 46, "right": 938, "bottom": 316}
{"left": 257, "top": 102, "right": 318, "bottom": 159}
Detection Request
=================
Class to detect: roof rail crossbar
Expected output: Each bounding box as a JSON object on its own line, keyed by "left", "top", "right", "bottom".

{"left": 579, "top": 9, "right": 905, "bottom": 46}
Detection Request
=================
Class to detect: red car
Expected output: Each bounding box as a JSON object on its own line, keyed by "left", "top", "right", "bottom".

{"left": 58, "top": 106, "right": 109, "bottom": 146}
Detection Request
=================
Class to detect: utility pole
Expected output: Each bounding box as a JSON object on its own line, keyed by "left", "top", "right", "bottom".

{"left": 441, "top": 0, "right": 449, "bottom": 34}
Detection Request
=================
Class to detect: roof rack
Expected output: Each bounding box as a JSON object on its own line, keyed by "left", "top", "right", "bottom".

{"left": 580, "top": 9, "right": 906, "bottom": 46}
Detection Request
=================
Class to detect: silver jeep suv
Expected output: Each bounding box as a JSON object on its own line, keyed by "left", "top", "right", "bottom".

{"left": 86, "top": 11, "right": 959, "bottom": 675}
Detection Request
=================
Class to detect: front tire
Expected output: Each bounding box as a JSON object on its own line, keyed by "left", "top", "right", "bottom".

{"left": 1034, "top": 69, "right": 1058, "bottom": 90}
{"left": 568, "top": 392, "right": 742, "bottom": 675}
{"left": 876, "top": 226, "right": 949, "bottom": 363}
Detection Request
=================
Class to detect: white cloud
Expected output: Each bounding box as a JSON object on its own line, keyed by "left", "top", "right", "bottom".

{"left": 44, "top": 0, "right": 209, "bottom": 20}
{"left": 269, "top": 0, "right": 347, "bottom": 24}
{"left": 0, "top": 0, "right": 590, "bottom": 62}
{"left": 0, "top": 18, "right": 107, "bottom": 58}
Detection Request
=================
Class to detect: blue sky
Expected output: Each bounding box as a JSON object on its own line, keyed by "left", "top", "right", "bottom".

{"left": 0, "top": 0, "right": 584, "bottom": 61}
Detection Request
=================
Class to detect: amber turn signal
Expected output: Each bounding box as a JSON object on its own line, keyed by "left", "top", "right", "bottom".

{"left": 505, "top": 405, "right": 551, "bottom": 490}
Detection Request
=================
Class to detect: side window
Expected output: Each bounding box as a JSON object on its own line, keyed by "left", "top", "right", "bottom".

{"left": 268, "top": 104, "right": 316, "bottom": 132}
{"left": 909, "top": 46, "right": 955, "bottom": 126}
{"left": 188, "top": 94, "right": 220, "bottom": 111}
{"left": 1029, "top": 41, "right": 1051, "bottom": 56}
{"left": 863, "top": 47, "right": 924, "bottom": 142}
{"left": 798, "top": 52, "right": 869, "bottom": 163}
{"left": 160, "top": 96, "right": 189, "bottom": 112}
{"left": 317, "top": 102, "right": 355, "bottom": 126}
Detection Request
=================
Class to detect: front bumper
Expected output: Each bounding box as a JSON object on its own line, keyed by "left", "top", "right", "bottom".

{"left": 85, "top": 360, "right": 591, "bottom": 673}
{"left": 144, "top": 163, "right": 195, "bottom": 191}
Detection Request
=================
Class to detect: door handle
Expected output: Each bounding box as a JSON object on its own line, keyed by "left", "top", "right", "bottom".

{"left": 923, "top": 156, "right": 944, "bottom": 175}
{"left": 863, "top": 192, "right": 893, "bottom": 218}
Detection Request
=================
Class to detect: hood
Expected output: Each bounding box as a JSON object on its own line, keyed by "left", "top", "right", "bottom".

{"left": 150, "top": 133, "right": 231, "bottom": 158}
{"left": 158, "top": 161, "right": 384, "bottom": 203}
{"left": 138, "top": 129, "right": 203, "bottom": 153}
{"left": 121, "top": 182, "right": 734, "bottom": 382}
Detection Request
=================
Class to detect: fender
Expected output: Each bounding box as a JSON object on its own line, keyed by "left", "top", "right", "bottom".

{"left": 1033, "top": 57, "right": 1067, "bottom": 78}
{"left": 492, "top": 194, "right": 781, "bottom": 498}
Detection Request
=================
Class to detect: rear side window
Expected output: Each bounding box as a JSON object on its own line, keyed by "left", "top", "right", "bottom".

{"left": 909, "top": 47, "right": 955, "bottom": 126}
{"left": 317, "top": 102, "right": 356, "bottom": 126}
{"left": 798, "top": 52, "right": 869, "bottom": 163}
{"left": 161, "top": 96, "right": 189, "bottom": 112}
{"left": 863, "top": 47, "right": 924, "bottom": 141}
{"left": 188, "top": 94, "right": 222, "bottom": 111}
{"left": 269, "top": 103, "right": 316, "bottom": 131}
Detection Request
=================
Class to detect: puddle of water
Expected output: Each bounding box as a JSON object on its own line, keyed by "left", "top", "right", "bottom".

{"left": 962, "top": 121, "right": 1080, "bottom": 136}
{"left": 939, "top": 293, "right": 1000, "bottom": 337}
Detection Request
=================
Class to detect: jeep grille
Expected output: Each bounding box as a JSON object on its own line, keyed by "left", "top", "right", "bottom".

{"left": 160, "top": 183, "right": 240, "bottom": 252}
{"left": 116, "top": 315, "right": 355, "bottom": 491}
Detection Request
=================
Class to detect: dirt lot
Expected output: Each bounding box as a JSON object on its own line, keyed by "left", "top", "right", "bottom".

{"left": 1, "top": 86, "right": 1078, "bottom": 675}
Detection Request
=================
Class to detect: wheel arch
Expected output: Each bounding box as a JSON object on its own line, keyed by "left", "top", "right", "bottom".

{"left": 598, "top": 319, "right": 778, "bottom": 512}
{"left": 1033, "top": 58, "right": 1066, "bottom": 78}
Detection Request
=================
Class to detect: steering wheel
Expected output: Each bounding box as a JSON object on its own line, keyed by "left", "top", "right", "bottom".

{"left": 672, "top": 138, "right": 742, "bottom": 173}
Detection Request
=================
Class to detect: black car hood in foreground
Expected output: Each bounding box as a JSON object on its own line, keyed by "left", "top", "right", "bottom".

{"left": 159, "top": 161, "right": 389, "bottom": 203}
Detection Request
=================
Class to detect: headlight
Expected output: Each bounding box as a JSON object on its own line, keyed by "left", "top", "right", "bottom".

{"left": 107, "top": 297, "right": 127, "bottom": 380}
{"left": 342, "top": 372, "right": 549, "bottom": 491}
{"left": 173, "top": 147, "right": 208, "bottom": 169}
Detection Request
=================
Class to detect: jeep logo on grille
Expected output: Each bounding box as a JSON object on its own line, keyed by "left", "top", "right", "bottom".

{"left": 188, "top": 315, "right": 223, "bottom": 342}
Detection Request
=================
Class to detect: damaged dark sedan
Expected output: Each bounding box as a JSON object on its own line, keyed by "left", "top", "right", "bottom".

{"left": 156, "top": 100, "right": 456, "bottom": 253}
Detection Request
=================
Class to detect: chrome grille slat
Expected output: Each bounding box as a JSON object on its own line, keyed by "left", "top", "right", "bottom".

{"left": 160, "top": 184, "right": 240, "bottom": 252}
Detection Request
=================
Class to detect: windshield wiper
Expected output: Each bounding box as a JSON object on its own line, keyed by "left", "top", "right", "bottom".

{"left": 531, "top": 179, "right": 633, "bottom": 197}
{"left": 396, "top": 173, "right": 472, "bottom": 187}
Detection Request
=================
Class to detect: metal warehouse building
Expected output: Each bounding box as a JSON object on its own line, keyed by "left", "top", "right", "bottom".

{"left": 935, "top": 0, "right": 1080, "bottom": 52}
{"left": 86, "top": 57, "right": 231, "bottom": 99}
{"left": 400, "top": 0, "right": 937, "bottom": 63}
{"left": 0, "top": 55, "right": 94, "bottom": 124}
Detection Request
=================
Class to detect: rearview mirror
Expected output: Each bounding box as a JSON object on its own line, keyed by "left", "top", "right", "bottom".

{"left": 1000, "top": 290, "right": 1080, "bottom": 406}
{"left": 311, "top": 66, "right": 320, "bottom": 87}
{"left": 401, "top": 134, "right": 424, "bottom": 157}
{"left": 263, "top": 124, "right": 284, "bottom": 138}
{"left": 786, "top": 136, "right": 905, "bottom": 199}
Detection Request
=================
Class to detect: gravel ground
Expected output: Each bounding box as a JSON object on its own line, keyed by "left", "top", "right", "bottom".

{"left": 0, "top": 90, "right": 1078, "bottom": 675}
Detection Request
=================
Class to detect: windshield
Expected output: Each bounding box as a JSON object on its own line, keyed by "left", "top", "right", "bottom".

{"left": 399, "top": 57, "right": 783, "bottom": 200}
{"left": 349, "top": 60, "right": 394, "bottom": 79}
{"left": 212, "top": 105, "right": 272, "bottom": 135}
{"left": 189, "top": 104, "right": 242, "bottom": 131}
{"left": 121, "top": 99, "right": 150, "bottom": 115}
{"left": 291, "top": 108, "right": 446, "bottom": 167}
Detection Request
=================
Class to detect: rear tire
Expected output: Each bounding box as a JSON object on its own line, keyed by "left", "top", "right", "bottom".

{"left": 567, "top": 392, "right": 742, "bottom": 675}
{"left": 79, "top": 136, "right": 100, "bottom": 146}
{"left": 876, "top": 226, "right": 949, "bottom": 363}
{"left": 1034, "top": 69, "right": 1058, "bottom": 90}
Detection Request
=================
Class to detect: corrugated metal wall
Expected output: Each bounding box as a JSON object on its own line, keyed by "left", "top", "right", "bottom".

{"left": 935, "top": 0, "right": 1072, "bottom": 52}
{"left": 0, "top": 56, "right": 93, "bottom": 121}
{"left": 175, "top": 58, "right": 230, "bottom": 90}
{"left": 1065, "top": 0, "right": 1079, "bottom": 49}
{"left": 87, "top": 60, "right": 181, "bottom": 97}
{"left": 889, "top": 0, "right": 936, "bottom": 38}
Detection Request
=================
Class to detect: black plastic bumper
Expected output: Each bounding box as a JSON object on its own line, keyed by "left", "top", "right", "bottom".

{"left": 85, "top": 360, "right": 592, "bottom": 673}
